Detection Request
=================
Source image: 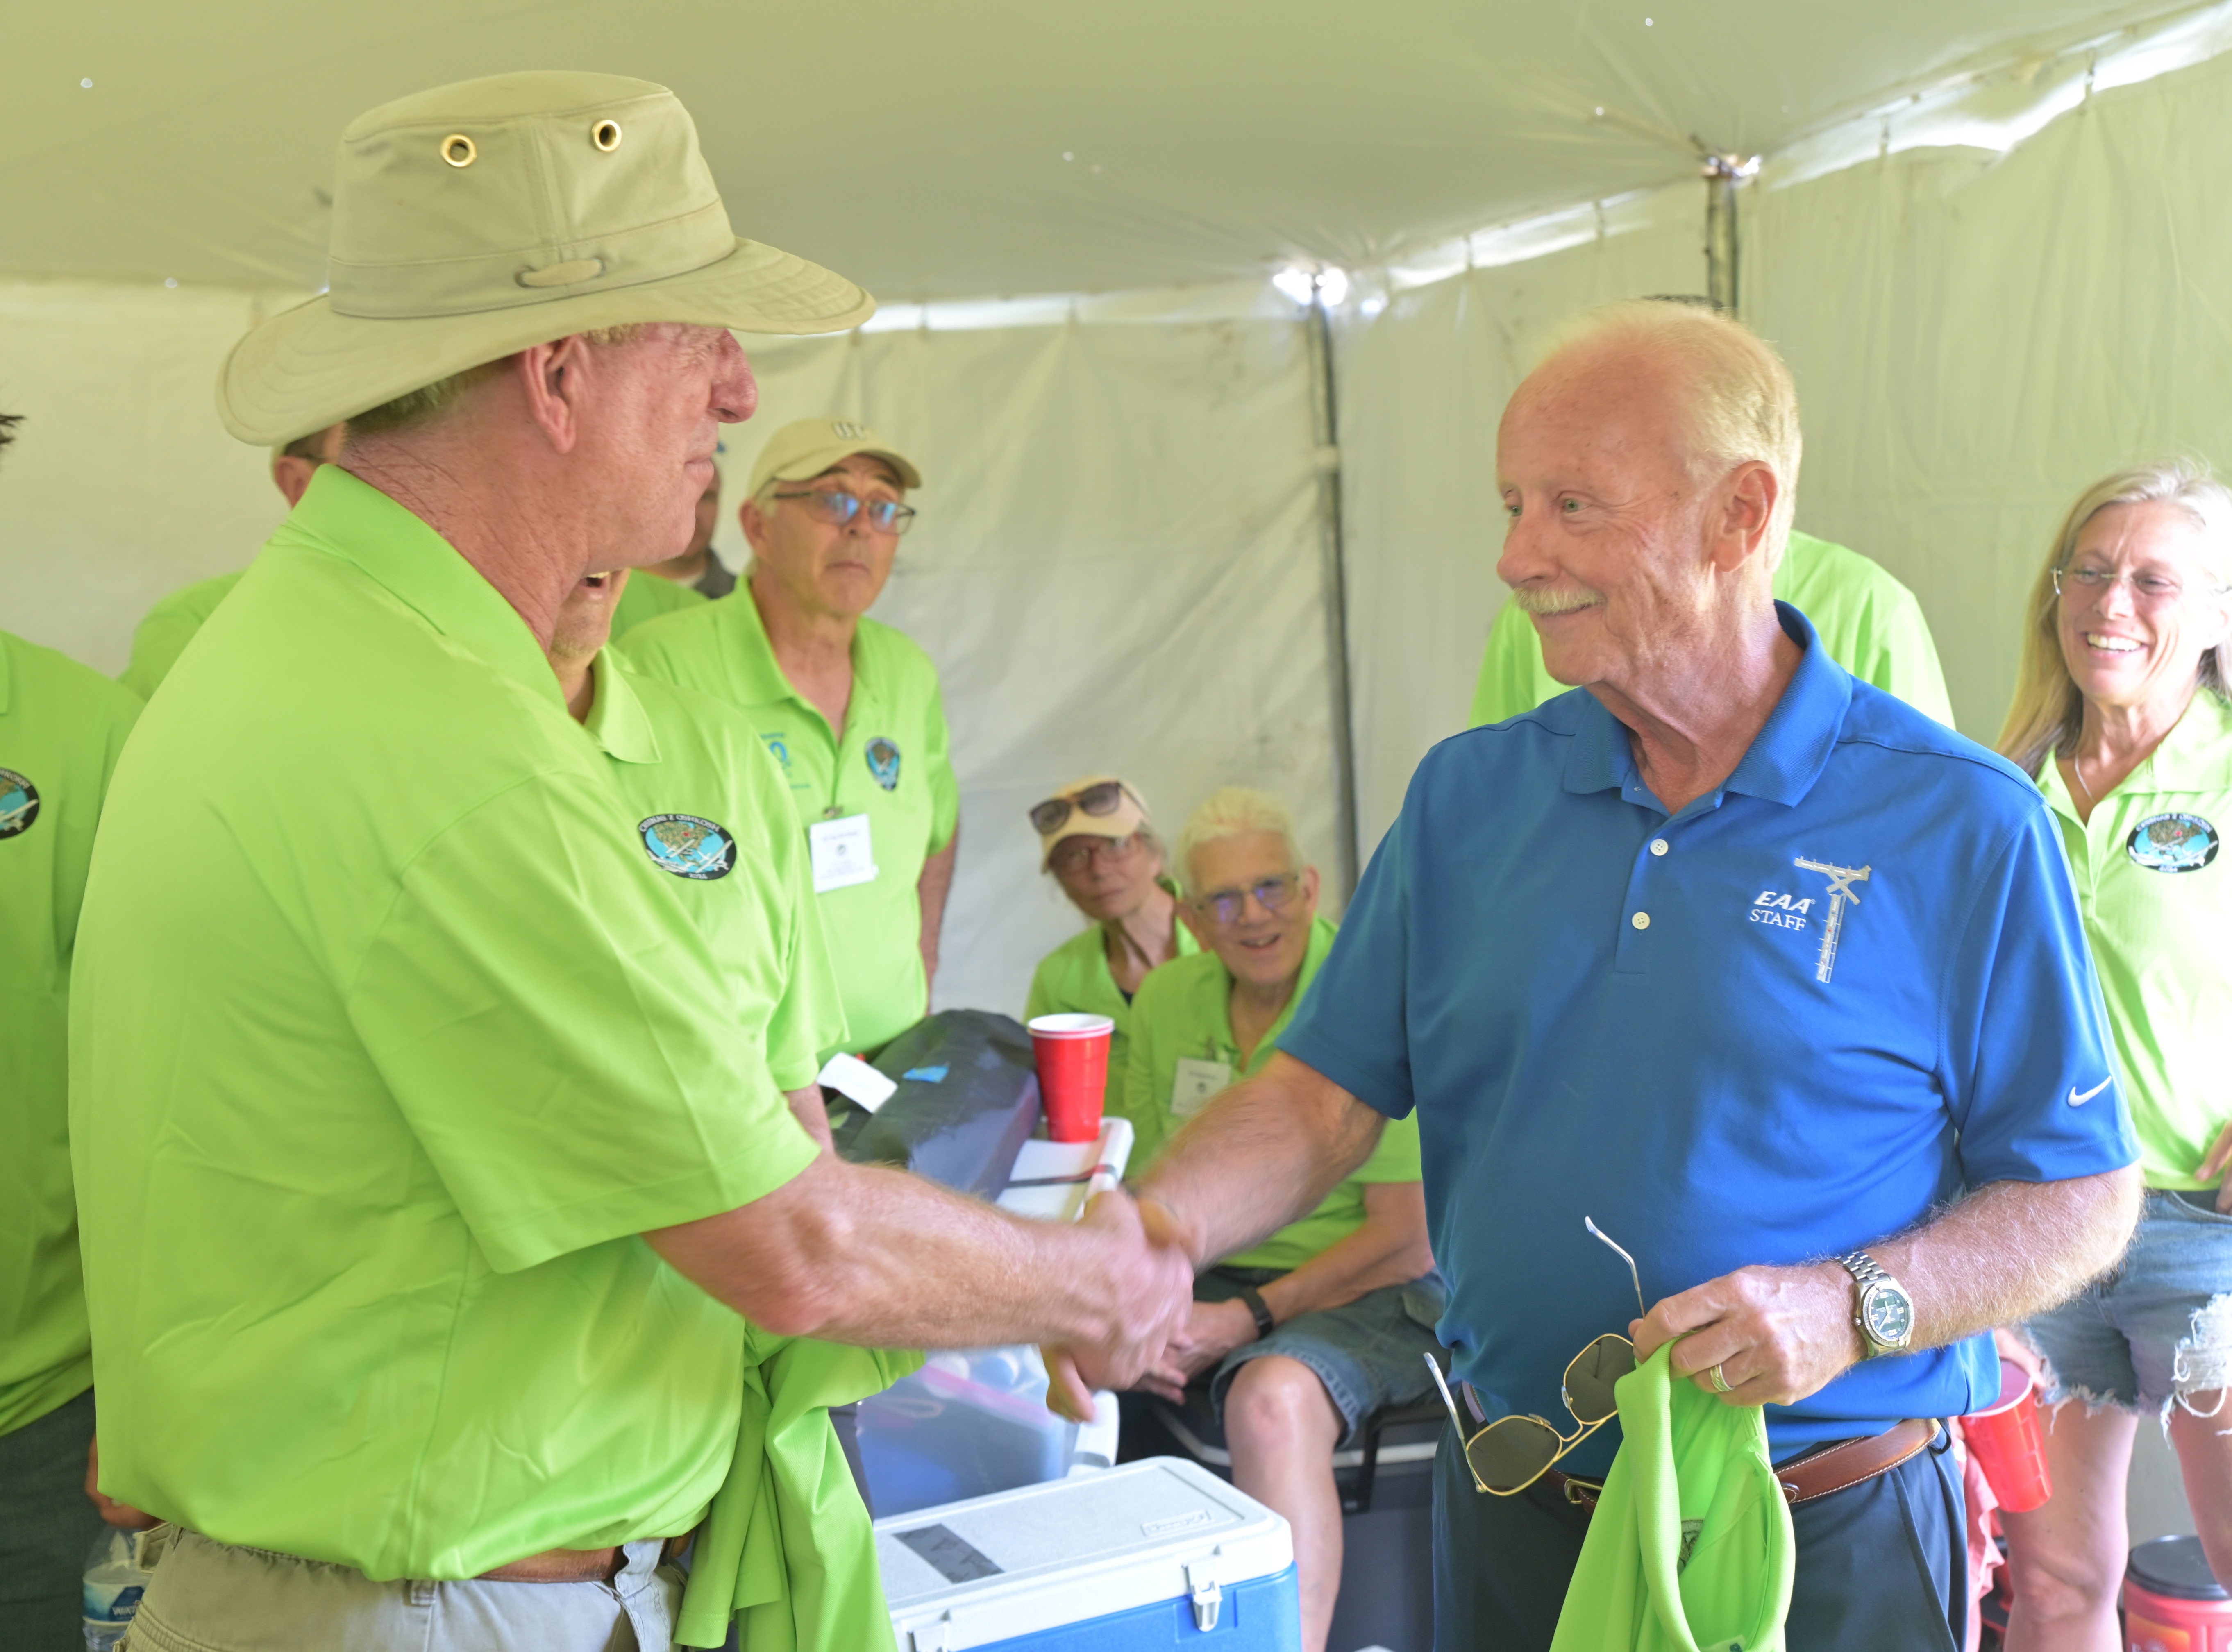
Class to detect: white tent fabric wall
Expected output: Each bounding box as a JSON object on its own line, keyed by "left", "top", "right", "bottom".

{"left": 729, "top": 318, "right": 1339, "bottom": 1018}
{"left": 1334, "top": 40, "right": 2232, "bottom": 854}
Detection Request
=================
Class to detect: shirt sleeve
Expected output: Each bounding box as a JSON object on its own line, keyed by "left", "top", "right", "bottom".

{"left": 1120, "top": 973, "right": 1172, "bottom": 1169}
{"left": 766, "top": 855, "right": 850, "bottom": 1092}
{"left": 1469, "top": 599, "right": 1559, "bottom": 728}
{"left": 1277, "top": 799, "right": 1418, "bottom": 1120}
{"left": 1351, "top": 1110, "right": 1423, "bottom": 1182}
{"left": 1865, "top": 586, "right": 1956, "bottom": 727}
{"left": 349, "top": 773, "right": 820, "bottom": 1274}
{"left": 1940, "top": 800, "right": 2138, "bottom": 1186}
{"left": 923, "top": 675, "right": 960, "bottom": 856}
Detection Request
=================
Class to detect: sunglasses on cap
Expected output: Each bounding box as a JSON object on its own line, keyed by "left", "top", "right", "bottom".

{"left": 1427, "top": 1218, "right": 1646, "bottom": 1496}
{"left": 1029, "top": 780, "right": 1143, "bottom": 840}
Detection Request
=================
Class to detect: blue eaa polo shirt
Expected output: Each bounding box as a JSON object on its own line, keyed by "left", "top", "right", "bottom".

{"left": 1281, "top": 604, "right": 2135, "bottom": 1469}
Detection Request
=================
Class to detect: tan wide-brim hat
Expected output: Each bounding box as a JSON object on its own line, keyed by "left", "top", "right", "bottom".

{"left": 746, "top": 417, "right": 924, "bottom": 495}
{"left": 217, "top": 72, "right": 875, "bottom": 446}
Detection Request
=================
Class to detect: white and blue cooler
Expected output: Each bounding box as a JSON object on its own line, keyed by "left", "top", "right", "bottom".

{"left": 875, "top": 1457, "right": 1300, "bottom": 1651}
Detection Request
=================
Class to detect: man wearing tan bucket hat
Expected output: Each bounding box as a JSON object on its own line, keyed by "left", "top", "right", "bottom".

{"left": 627, "top": 415, "right": 956, "bottom": 1060}
{"left": 68, "top": 71, "right": 1192, "bottom": 1652}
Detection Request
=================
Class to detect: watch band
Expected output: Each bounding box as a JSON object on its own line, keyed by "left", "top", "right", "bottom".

{"left": 1837, "top": 1250, "right": 1888, "bottom": 1290}
{"left": 1837, "top": 1250, "right": 1903, "bottom": 1356}
{"left": 1233, "top": 1284, "right": 1277, "bottom": 1341}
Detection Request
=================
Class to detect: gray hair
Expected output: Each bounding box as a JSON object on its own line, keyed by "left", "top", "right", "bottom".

{"left": 1997, "top": 458, "right": 2232, "bottom": 776}
{"left": 347, "top": 324, "right": 649, "bottom": 438}
{"left": 1175, "top": 787, "right": 1303, "bottom": 896}
{"left": 1537, "top": 300, "right": 1803, "bottom": 556}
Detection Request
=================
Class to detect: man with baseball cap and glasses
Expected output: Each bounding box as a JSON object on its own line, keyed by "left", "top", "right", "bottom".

{"left": 70, "top": 72, "right": 1190, "bottom": 1651}
{"left": 1024, "top": 776, "right": 1198, "bottom": 1079}
{"left": 627, "top": 415, "right": 956, "bottom": 1059}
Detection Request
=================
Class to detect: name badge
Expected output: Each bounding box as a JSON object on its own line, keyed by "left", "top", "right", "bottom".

{"left": 1170, "top": 1057, "right": 1234, "bottom": 1119}
{"left": 809, "top": 814, "right": 878, "bottom": 894}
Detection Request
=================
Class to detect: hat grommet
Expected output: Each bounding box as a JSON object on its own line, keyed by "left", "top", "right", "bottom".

{"left": 591, "top": 119, "right": 622, "bottom": 152}
{"left": 440, "top": 133, "right": 477, "bottom": 168}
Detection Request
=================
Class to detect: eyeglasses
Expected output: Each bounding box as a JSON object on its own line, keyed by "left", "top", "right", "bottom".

{"left": 2053, "top": 563, "right": 2206, "bottom": 610}
{"left": 1030, "top": 780, "right": 1140, "bottom": 840}
{"left": 1193, "top": 873, "right": 1303, "bottom": 928}
{"left": 1049, "top": 833, "right": 1144, "bottom": 874}
{"left": 1427, "top": 1218, "right": 1644, "bottom": 1496}
{"left": 772, "top": 487, "right": 917, "bottom": 536}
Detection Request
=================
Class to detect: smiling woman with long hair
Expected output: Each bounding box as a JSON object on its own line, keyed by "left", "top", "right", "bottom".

{"left": 1993, "top": 459, "right": 2232, "bottom": 1652}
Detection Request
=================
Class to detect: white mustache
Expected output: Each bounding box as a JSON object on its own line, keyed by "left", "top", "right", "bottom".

{"left": 1510, "top": 585, "right": 1607, "bottom": 616}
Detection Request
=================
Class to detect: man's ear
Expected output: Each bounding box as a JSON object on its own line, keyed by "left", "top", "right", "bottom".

{"left": 738, "top": 495, "right": 771, "bottom": 555}
{"left": 515, "top": 336, "right": 599, "bottom": 456}
{"left": 1709, "top": 460, "right": 1780, "bottom": 574}
{"left": 1176, "top": 900, "right": 1209, "bottom": 948}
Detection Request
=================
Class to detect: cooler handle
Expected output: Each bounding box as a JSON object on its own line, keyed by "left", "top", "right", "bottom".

{"left": 1185, "top": 1560, "right": 1224, "bottom": 1632}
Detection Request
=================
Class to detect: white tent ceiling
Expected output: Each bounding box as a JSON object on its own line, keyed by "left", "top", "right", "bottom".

{"left": 4, "top": 0, "right": 2202, "bottom": 303}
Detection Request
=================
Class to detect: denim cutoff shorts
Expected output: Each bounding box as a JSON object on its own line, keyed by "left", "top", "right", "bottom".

{"left": 1194, "top": 1266, "right": 1447, "bottom": 1446}
{"left": 2023, "top": 1189, "right": 2232, "bottom": 1417}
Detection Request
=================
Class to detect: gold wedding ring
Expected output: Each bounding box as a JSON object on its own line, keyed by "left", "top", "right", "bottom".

{"left": 1710, "top": 1363, "right": 1733, "bottom": 1393}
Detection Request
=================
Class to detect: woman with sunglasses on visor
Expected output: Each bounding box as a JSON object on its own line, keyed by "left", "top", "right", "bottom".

{"left": 1023, "top": 777, "right": 1198, "bottom": 1079}
{"left": 1991, "top": 462, "right": 2232, "bottom": 1652}
{"left": 1121, "top": 787, "right": 1438, "bottom": 1652}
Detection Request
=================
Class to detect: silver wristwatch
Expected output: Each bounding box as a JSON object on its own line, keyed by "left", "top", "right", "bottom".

{"left": 1837, "top": 1251, "right": 1915, "bottom": 1358}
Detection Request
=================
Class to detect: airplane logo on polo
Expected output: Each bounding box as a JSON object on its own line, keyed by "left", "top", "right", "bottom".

{"left": 0, "top": 767, "right": 39, "bottom": 840}
{"left": 1749, "top": 890, "right": 1815, "bottom": 930}
{"left": 1794, "top": 855, "right": 1871, "bottom": 985}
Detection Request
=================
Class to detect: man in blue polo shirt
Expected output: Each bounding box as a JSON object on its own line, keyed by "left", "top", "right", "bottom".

{"left": 1106, "top": 302, "right": 2141, "bottom": 1649}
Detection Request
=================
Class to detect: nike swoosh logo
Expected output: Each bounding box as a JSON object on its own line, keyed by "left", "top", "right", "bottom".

{"left": 2069, "top": 1077, "right": 2113, "bottom": 1106}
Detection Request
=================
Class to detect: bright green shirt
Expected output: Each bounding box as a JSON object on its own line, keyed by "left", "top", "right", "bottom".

{"left": 1469, "top": 530, "right": 1956, "bottom": 729}
{"left": 70, "top": 466, "right": 821, "bottom": 1580}
{"left": 624, "top": 591, "right": 961, "bottom": 1056}
{"left": 118, "top": 571, "right": 243, "bottom": 700}
{"left": 1123, "top": 914, "right": 1422, "bottom": 1271}
{"left": 613, "top": 566, "right": 707, "bottom": 641}
{"left": 2038, "top": 690, "right": 2232, "bottom": 1190}
{"left": 0, "top": 633, "right": 139, "bottom": 1436}
{"left": 586, "top": 651, "right": 848, "bottom": 1090}
{"left": 1022, "top": 879, "right": 1200, "bottom": 1081}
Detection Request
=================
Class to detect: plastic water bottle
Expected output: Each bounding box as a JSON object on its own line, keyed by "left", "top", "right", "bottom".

{"left": 82, "top": 1527, "right": 153, "bottom": 1649}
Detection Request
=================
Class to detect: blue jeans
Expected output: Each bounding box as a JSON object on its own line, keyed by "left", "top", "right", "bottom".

{"left": 2023, "top": 1189, "right": 2232, "bottom": 1418}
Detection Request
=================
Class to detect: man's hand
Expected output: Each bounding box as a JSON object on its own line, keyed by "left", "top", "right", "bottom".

{"left": 84, "top": 1436, "right": 158, "bottom": 1530}
{"left": 1042, "top": 1191, "right": 1196, "bottom": 1421}
{"left": 1136, "top": 1299, "right": 1259, "bottom": 1401}
{"left": 1630, "top": 1261, "right": 1862, "bottom": 1407}
{"left": 2198, "top": 1120, "right": 2232, "bottom": 1213}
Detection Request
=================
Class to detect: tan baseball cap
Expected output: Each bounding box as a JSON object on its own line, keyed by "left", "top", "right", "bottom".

{"left": 746, "top": 417, "right": 924, "bottom": 496}
{"left": 216, "top": 72, "right": 874, "bottom": 446}
{"left": 1031, "top": 776, "right": 1152, "bottom": 868}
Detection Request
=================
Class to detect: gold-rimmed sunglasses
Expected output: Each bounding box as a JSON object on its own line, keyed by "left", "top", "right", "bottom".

{"left": 1426, "top": 1217, "right": 1644, "bottom": 1496}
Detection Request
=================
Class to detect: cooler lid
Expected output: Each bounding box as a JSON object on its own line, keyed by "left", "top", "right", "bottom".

{"left": 2128, "top": 1535, "right": 2230, "bottom": 1601}
{"left": 876, "top": 1456, "right": 1293, "bottom": 1649}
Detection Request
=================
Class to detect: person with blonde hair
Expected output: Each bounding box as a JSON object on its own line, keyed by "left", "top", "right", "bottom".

{"left": 1119, "top": 786, "right": 1437, "bottom": 1652}
{"left": 1022, "top": 776, "right": 1197, "bottom": 1079}
{"left": 1991, "top": 459, "right": 2232, "bottom": 1652}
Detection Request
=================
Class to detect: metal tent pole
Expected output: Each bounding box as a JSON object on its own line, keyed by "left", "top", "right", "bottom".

{"left": 1699, "top": 152, "right": 1759, "bottom": 316}
{"left": 1303, "top": 281, "right": 1362, "bottom": 901}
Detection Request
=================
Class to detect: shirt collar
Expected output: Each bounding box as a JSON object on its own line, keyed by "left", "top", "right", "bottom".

{"left": 726, "top": 581, "right": 878, "bottom": 723}
{"left": 584, "top": 652, "right": 661, "bottom": 764}
{"left": 286, "top": 465, "right": 562, "bottom": 710}
{"left": 1562, "top": 601, "right": 1849, "bottom": 812}
{"left": 2132, "top": 687, "right": 2232, "bottom": 795}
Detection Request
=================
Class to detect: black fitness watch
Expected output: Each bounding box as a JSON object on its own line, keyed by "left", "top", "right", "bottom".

{"left": 1233, "top": 1284, "right": 1277, "bottom": 1341}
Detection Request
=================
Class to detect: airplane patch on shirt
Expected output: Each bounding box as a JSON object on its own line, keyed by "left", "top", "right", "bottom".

{"left": 0, "top": 768, "right": 39, "bottom": 839}
{"left": 2127, "top": 812, "right": 2218, "bottom": 873}
{"left": 865, "top": 737, "right": 901, "bottom": 791}
{"left": 638, "top": 813, "right": 736, "bottom": 880}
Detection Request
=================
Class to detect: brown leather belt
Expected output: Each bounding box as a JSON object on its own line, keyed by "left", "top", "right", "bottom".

{"left": 1460, "top": 1381, "right": 1941, "bottom": 1514}
{"left": 476, "top": 1531, "right": 694, "bottom": 1584}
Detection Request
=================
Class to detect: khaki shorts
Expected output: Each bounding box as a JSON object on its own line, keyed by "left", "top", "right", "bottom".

{"left": 122, "top": 1526, "right": 680, "bottom": 1652}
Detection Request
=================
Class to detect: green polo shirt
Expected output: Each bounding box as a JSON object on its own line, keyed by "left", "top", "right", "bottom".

{"left": 1123, "top": 915, "right": 1422, "bottom": 1271}
{"left": 1469, "top": 530, "right": 1955, "bottom": 728}
{"left": 612, "top": 566, "right": 707, "bottom": 642}
{"left": 0, "top": 633, "right": 139, "bottom": 1436}
{"left": 1023, "top": 879, "right": 1200, "bottom": 1081}
{"left": 584, "top": 650, "right": 847, "bottom": 1090}
{"left": 119, "top": 570, "right": 243, "bottom": 700}
{"left": 2038, "top": 690, "right": 2232, "bottom": 1190}
{"left": 70, "top": 465, "right": 821, "bottom": 1580}
{"left": 624, "top": 591, "right": 960, "bottom": 1056}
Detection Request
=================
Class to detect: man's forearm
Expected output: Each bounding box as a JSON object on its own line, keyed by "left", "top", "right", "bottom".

{"left": 648, "top": 1155, "right": 1182, "bottom": 1352}
{"left": 1136, "top": 1053, "right": 1387, "bottom": 1268}
{"left": 1260, "top": 1210, "right": 1431, "bottom": 1325}
{"left": 1874, "top": 1166, "right": 2141, "bottom": 1350}
{"left": 785, "top": 1084, "right": 834, "bottom": 1153}
{"left": 917, "top": 833, "right": 958, "bottom": 983}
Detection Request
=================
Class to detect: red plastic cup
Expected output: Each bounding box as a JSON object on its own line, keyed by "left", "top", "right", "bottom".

{"left": 1027, "top": 1014, "right": 1114, "bottom": 1144}
{"left": 1963, "top": 1358, "right": 2053, "bottom": 1514}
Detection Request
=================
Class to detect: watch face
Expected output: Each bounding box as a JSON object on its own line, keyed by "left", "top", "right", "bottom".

{"left": 1862, "top": 1283, "right": 1914, "bottom": 1348}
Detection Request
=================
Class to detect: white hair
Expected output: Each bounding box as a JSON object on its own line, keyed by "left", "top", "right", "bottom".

{"left": 1175, "top": 787, "right": 1303, "bottom": 896}
{"left": 1538, "top": 299, "right": 1804, "bottom": 556}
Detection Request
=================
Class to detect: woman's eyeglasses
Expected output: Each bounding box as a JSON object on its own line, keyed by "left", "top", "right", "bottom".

{"left": 1029, "top": 780, "right": 1139, "bottom": 839}
{"left": 772, "top": 487, "right": 917, "bottom": 536}
{"left": 1426, "top": 1218, "right": 1645, "bottom": 1496}
{"left": 1192, "top": 873, "right": 1304, "bottom": 928}
{"left": 1049, "top": 833, "right": 1144, "bottom": 874}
